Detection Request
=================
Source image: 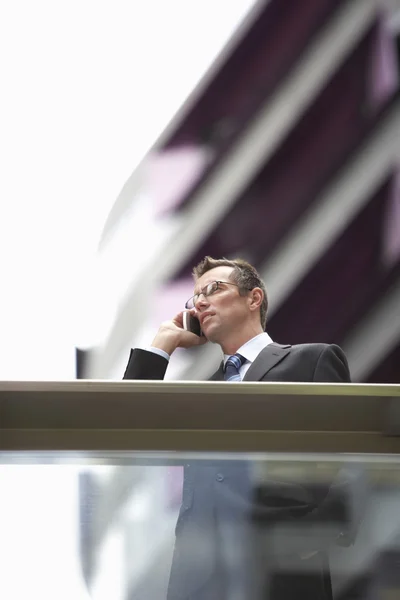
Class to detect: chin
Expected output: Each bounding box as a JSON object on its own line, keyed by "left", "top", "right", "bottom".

{"left": 202, "top": 324, "right": 217, "bottom": 342}
{"left": 203, "top": 326, "right": 222, "bottom": 345}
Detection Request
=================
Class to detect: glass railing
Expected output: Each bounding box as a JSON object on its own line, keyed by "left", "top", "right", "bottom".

{"left": 1, "top": 381, "right": 400, "bottom": 600}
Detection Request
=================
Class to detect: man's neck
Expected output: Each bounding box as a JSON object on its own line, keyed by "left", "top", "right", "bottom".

{"left": 220, "top": 326, "right": 264, "bottom": 355}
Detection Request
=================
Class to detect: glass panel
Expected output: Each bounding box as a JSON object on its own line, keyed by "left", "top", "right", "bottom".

{"left": 1, "top": 452, "right": 400, "bottom": 600}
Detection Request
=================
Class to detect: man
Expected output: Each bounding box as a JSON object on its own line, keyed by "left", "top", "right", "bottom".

{"left": 124, "top": 257, "right": 358, "bottom": 600}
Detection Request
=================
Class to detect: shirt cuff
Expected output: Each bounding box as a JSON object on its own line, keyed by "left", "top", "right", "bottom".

{"left": 145, "top": 346, "right": 171, "bottom": 362}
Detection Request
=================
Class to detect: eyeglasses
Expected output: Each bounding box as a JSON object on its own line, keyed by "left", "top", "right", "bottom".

{"left": 185, "top": 280, "right": 250, "bottom": 309}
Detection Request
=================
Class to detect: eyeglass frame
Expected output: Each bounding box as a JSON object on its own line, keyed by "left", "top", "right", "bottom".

{"left": 185, "top": 280, "right": 252, "bottom": 309}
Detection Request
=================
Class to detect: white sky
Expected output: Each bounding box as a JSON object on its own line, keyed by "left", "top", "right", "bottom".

{"left": 0, "top": 0, "right": 255, "bottom": 380}
{"left": 0, "top": 2, "right": 255, "bottom": 599}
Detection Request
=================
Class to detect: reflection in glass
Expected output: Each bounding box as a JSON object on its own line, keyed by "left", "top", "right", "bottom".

{"left": 3, "top": 455, "right": 400, "bottom": 599}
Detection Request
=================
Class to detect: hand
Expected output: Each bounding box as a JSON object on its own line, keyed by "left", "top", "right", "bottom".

{"left": 151, "top": 310, "right": 207, "bottom": 355}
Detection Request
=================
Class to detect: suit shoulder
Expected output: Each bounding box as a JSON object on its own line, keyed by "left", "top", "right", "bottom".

{"left": 290, "top": 342, "right": 345, "bottom": 352}
{"left": 289, "top": 342, "right": 332, "bottom": 356}
{"left": 288, "top": 343, "right": 350, "bottom": 382}
{"left": 290, "top": 342, "right": 348, "bottom": 367}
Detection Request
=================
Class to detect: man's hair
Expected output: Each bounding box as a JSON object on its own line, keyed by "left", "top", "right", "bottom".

{"left": 192, "top": 256, "right": 268, "bottom": 328}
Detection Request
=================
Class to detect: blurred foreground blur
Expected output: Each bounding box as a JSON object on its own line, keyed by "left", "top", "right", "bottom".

{"left": 79, "top": 0, "right": 400, "bottom": 384}
{"left": 1, "top": 378, "right": 400, "bottom": 600}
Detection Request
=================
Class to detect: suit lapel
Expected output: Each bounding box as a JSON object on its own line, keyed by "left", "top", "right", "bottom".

{"left": 243, "top": 343, "right": 291, "bottom": 381}
{"left": 208, "top": 343, "right": 291, "bottom": 381}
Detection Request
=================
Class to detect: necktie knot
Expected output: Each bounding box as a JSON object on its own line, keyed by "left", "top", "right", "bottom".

{"left": 224, "top": 353, "right": 246, "bottom": 382}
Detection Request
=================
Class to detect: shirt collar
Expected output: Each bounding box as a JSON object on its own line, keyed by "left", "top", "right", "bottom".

{"left": 223, "top": 332, "right": 273, "bottom": 366}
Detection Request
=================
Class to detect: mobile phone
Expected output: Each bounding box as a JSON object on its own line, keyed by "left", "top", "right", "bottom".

{"left": 183, "top": 311, "right": 202, "bottom": 336}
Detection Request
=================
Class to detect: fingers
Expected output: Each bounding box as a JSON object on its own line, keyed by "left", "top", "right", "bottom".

{"left": 179, "top": 330, "right": 207, "bottom": 348}
{"left": 168, "top": 310, "right": 208, "bottom": 348}
{"left": 173, "top": 312, "right": 185, "bottom": 328}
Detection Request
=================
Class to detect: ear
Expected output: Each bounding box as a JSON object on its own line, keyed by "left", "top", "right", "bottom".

{"left": 248, "top": 287, "right": 263, "bottom": 312}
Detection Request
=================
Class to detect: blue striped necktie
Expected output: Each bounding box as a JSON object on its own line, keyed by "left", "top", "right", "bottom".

{"left": 224, "top": 353, "right": 246, "bottom": 382}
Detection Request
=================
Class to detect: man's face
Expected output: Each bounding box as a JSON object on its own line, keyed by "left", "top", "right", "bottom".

{"left": 192, "top": 266, "right": 251, "bottom": 343}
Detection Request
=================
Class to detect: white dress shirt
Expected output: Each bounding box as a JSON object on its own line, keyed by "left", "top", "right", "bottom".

{"left": 223, "top": 332, "right": 273, "bottom": 379}
{"left": 147, "top": 331, "right": 273, "bottom": 379}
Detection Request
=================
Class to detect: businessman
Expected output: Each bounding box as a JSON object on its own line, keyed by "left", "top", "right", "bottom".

{"left": 124, "top": 257, "right": 359, "bottom": 600}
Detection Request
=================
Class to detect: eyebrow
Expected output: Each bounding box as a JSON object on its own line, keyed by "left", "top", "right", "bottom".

{"left": 193, "top": 284, "right": 203, "bottom": 295}
{"left": 193, "top": 281, "right": 210, "bottom": 295}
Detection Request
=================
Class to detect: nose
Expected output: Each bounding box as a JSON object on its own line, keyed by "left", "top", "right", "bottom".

{"left": 194, "top": 293, "right": 209, "bottom": 310}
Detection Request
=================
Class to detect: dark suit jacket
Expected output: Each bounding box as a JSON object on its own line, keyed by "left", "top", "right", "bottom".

{"left": 124, "top": 343, "right": 362, "bottom": 600}
{"left": 123, "top": 342, "right": 350, "bottom": 384}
